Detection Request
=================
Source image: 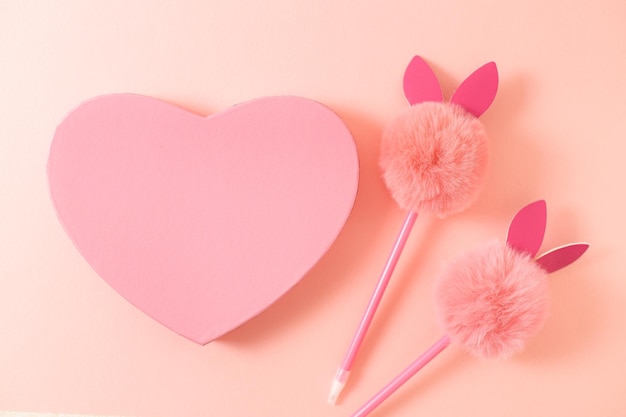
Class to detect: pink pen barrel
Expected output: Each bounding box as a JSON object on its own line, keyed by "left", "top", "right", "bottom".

{"left": 351, "top": 335, "right": 451, "bottom": 417}
{"left": 329, "top": 211, "right": 418, "bottom": 403}
{"left": 342, "top": 210, "right": 419, "bottom": 368}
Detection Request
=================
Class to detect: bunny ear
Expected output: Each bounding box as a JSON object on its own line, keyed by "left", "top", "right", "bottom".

{"left": 403, "top": 56, "right": 444, "bottom": 105}
{"left": 536, "top": 243, "right": 589, "bottom": 273}
{"left": 450, "top": 61, "right": 498, "bottom": 118}
{"left": 506, "top": 200, "right": 547, "bottom": 257}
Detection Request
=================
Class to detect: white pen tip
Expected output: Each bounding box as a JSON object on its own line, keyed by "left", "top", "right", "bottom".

{"left": 327, "top": 378, "right": 346, "bottom": 405}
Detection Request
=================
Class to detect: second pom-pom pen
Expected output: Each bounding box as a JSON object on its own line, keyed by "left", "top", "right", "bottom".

{"left": 349, "top": 200, "right": 588, "bottom": 416}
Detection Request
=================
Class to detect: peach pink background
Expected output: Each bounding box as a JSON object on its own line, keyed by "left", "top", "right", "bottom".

{"left": 1, "top": 1, "right": 625, "bottom": 416}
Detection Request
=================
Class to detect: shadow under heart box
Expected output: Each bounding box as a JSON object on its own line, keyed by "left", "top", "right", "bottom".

{"left": 47, "top": 94, "right": 359, "bottom": 344}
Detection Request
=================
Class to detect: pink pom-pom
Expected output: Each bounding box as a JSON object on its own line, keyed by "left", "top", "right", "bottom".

{"left": 435, "top": 240, "right": 550, "bottom": 359}
{"left": 379, "top": 102, "right": 489, "bottom": 217}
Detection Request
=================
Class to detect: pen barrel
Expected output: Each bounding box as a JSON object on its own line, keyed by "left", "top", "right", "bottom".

{"left": 341, "top": 210, "right": 419, "bottom": 371}
{"left": 351, "top": 335, "right": 451, "bottom": 417}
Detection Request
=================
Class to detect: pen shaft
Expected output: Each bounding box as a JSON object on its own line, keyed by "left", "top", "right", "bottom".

{"left": 341, "top": 210, "right": 418, "bottom": 371}
{"left": 351, "top": 335, "right": 451, "bottom": 417}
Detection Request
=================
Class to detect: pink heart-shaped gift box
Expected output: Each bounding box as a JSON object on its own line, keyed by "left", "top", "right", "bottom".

{"left": 48, "top": 94, "right": 359, "bottom": 344}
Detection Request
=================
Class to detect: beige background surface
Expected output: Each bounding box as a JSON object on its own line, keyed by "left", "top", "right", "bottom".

{"left": 1, "top": 1, "right": 625, "bottom": 416}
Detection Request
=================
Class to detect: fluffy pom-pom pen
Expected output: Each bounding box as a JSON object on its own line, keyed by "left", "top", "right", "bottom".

{"left": 350, "top": 200, "right": 589, "bottom": 417}
{"left": 328, "top": 56, "right": 499, "bottom": 404}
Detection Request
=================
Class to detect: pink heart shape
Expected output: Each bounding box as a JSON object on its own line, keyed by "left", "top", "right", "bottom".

{"left": 48, "top": 94, "right": 359, "bottom": 344}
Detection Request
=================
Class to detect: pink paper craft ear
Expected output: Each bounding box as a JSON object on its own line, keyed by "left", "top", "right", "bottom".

{"left": 403, "top": 56, "right": 444, "bottom": 105}
{"left": 507, "top": 200, "right": 589, "bottom": 271}
{"left": 536, "top": 243, "right": 589, "bottom": 273}
{"left": 506, "top": 200, "right": 547, "bottom": 257}
{"left": 450, "top": 61, "right": 499, "bottom": 117}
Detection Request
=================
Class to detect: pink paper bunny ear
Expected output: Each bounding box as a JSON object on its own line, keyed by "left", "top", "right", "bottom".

{"left": 506, "top": 200, "right": 547, "bottom": 257}
{"left": 536, "top": 243, "right": 589, "bottom": 273}
{"left": 450, "top": 62, "right": 498, "bottom": 118}
{"left": 403, "top": 56, "right": 444, "bottom": 105}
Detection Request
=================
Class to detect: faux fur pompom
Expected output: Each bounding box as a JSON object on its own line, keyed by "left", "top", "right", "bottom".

{"left": 435, "top": 240, "right": 550, "bottom": 359}
{"left": 379, "top": 102, "right": 489, "bottom": 217}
